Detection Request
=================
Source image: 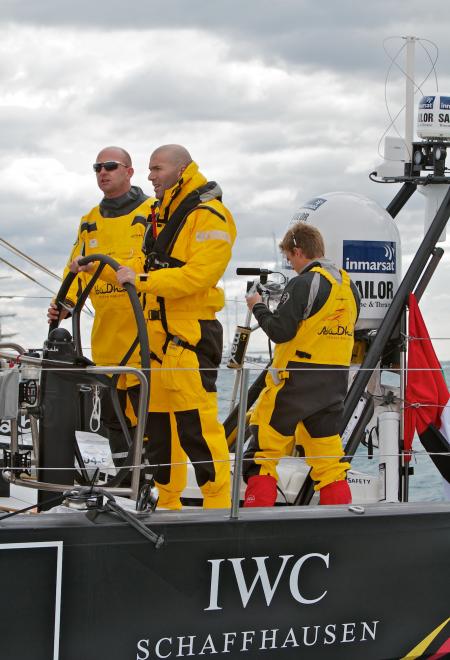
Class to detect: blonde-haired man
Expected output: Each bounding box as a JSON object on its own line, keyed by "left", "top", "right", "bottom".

{"left": 244, "top": 222, "right": 360, "bottom": 506}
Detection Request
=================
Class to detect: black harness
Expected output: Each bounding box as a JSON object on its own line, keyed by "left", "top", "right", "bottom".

{"left": 142, "top": 181, "right": 225, "bottom": 355}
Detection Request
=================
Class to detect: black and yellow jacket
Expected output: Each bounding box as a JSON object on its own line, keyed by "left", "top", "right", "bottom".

{"left": 65, "top": 186, "right": 155, "bottom": 366}
{"left": 253, "top": 259, "right": 360, "bottom": 373}
{"left": 134, "top": 162, "right": 236, "bottom": 322}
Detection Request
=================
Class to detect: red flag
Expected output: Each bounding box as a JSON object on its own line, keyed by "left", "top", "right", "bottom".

{"left": 404, "top": 294, "right": 450, "bottom": 464}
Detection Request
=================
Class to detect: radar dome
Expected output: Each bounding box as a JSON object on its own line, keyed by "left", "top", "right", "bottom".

{"left": 284, "top": 191, "right": 401, "bottom": 330}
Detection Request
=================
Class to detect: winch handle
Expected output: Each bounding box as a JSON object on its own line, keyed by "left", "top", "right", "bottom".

{"left": 48, "top": 270, "right": 77, "bottom": 335}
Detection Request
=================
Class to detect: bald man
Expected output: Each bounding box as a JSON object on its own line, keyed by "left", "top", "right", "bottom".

{"left": 117, "top": 144, "right": 237, "bottom": 509}
{"left": 48, "top": 146, "right": 155, "bottom": 477}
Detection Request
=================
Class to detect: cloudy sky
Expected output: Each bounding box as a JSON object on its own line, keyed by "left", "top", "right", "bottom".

{"left": 1, "top": 1, "right": 450, "bottom": 361}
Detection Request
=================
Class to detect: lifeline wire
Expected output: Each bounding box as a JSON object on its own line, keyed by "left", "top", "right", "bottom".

{"left": 0, "top": 256, "right": 56, "bottom": 296}
{"left": 0, "top": 237, "right": 62, "bottom": 282}
{"left": 0, "top": 238, "right": 94, "bottom": 316}
{"left": 1, "top": 451, "right": 448, "bottom": 474}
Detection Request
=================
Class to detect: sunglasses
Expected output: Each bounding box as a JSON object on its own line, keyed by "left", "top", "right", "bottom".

{"left": 93, "top": 161, "right": 128, "bottom": 173}
{"left": 291, "top": 231, "right": 298, "bottom": 247}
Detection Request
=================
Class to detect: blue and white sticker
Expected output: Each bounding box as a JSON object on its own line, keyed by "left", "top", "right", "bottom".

{"left": 419, "top": 96, "right": 435, "bottom": 110}
{"left": 440, "top": 96, "right": 450, "bottom": 110}
{"left": 343, "top": 240, "right": 396, "bottom": 274}
{"left": 302, "top": 197, "right": 327, "bottom": 211}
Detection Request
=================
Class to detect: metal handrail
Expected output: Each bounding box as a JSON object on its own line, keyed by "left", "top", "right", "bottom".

{"left": 1, "top": 361, "right": 148, "bottom": 501}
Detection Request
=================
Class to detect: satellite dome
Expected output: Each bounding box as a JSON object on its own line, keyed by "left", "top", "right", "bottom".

{"left": 285, "top": 191, "right": 402, "bottom": 330}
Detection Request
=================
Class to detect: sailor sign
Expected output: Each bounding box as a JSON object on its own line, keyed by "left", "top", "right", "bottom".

{"left": 417, "top": 94, "right": 450, "bottom": 139}
{"left": 343, "top": 240, "right": 397, "bottom": 320}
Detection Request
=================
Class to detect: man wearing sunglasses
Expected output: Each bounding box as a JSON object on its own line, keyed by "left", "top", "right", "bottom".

{"left": 116, "top": 144, "right": 236, "bottom": 510}
{"left": 243, "top": 222, "right": 360, "bottom": 507}
{"left": 48, "top": 146, "right": 155, "bottom": 476}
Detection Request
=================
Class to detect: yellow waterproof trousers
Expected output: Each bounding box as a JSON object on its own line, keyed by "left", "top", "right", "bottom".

{"left": 145, "top": 319, "right": 231, "bottom": 510}
{"left": 244, "top": 370, "right": 350, "bottom": 491}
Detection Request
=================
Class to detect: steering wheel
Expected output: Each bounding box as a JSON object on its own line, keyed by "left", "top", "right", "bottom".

{"left": 48, "top": 254, "right": 150, "bottom": 487}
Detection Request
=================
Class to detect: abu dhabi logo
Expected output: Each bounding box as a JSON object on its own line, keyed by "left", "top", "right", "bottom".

{"left": 94, "top": 283, "right": 125, "bottom": 295}
{"left": 325, "top": 308, "right": 345, "bottom": 322}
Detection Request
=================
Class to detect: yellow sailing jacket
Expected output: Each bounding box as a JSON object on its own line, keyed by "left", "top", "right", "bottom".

{"left": 272, "top": 266, "right": 357, "bottom": 371}
{"left": 134, "top": 161, "right": 236, "bottom": 321}
{"left": 65, "top": 190, "right": 154, "bottom": 366}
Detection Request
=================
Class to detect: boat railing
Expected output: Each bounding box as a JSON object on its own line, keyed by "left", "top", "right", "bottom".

{"left": 0, "top": 346, "right": 257, "bottom": 515}
{"left": 0, "top": 346, "right": 149, "bottom": 501}
{"left": 0, "top": 349, "right": 448, "bottom": 515}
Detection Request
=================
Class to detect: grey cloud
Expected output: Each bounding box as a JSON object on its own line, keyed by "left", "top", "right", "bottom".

{"left": 0, "top": 191, "right": 86, "bottom": 269}
{"left": 2, "top": 1, "right": 449, "bottom": 75}
{"left": 88, "top": 65, "right": 288, "bottom": 124}
{"left": 0, "top": 110, "right": 70, "bottom": 155}
{"left": 89, "top": 71, "right": 381, "bottom": 156}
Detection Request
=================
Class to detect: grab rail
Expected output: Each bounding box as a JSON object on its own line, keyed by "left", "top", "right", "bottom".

{"left": 0, "top": 352, "right": 148, "bottom": 501}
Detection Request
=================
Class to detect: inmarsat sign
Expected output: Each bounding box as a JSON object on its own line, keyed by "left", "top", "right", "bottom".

{"left": 417, "top": 95, "right": 450, "bottom": 139}
{"left": 343, "top": 240, "right": 396, "bottom": 318}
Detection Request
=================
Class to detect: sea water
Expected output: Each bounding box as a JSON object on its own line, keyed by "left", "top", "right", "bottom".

{"left": 216, "top": 362, "right": 450, "bottom": 503}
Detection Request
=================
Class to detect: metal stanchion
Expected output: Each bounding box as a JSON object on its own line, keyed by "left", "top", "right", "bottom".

{"left": 230, "top": 367, "right": 250, "bottom": 519}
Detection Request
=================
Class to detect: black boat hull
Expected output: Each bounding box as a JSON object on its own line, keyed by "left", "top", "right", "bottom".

{"left": 1, "top": 503, "right": 449, "bottom": 659}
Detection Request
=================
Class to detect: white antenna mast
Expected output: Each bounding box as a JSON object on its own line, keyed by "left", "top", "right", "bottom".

{"left": 404, "top": 35, "right": 418, "bottom": 163}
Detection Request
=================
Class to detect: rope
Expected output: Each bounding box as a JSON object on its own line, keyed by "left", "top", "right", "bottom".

{"left": 0, "top": 493, "right": 62, "bottom": 520}
{"left": 89, "top": 386, "right": 101, "bottom": 433}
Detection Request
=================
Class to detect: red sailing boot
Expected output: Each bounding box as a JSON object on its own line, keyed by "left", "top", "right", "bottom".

{"left": 319, "top": 479, "right": 352, "bottom": 505}
{"left": 244, "top": 475, "right": 278, "bottom": 507}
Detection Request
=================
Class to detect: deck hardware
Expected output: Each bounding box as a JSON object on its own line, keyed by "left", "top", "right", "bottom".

{"left": 64, "top": 486, "right": 165, "bottom": 548}
{"left": 348, "top": 505, "right": 365, "bottom": 514}
{"left": 3, "top": 448, "right": 31, "bottom": 477}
